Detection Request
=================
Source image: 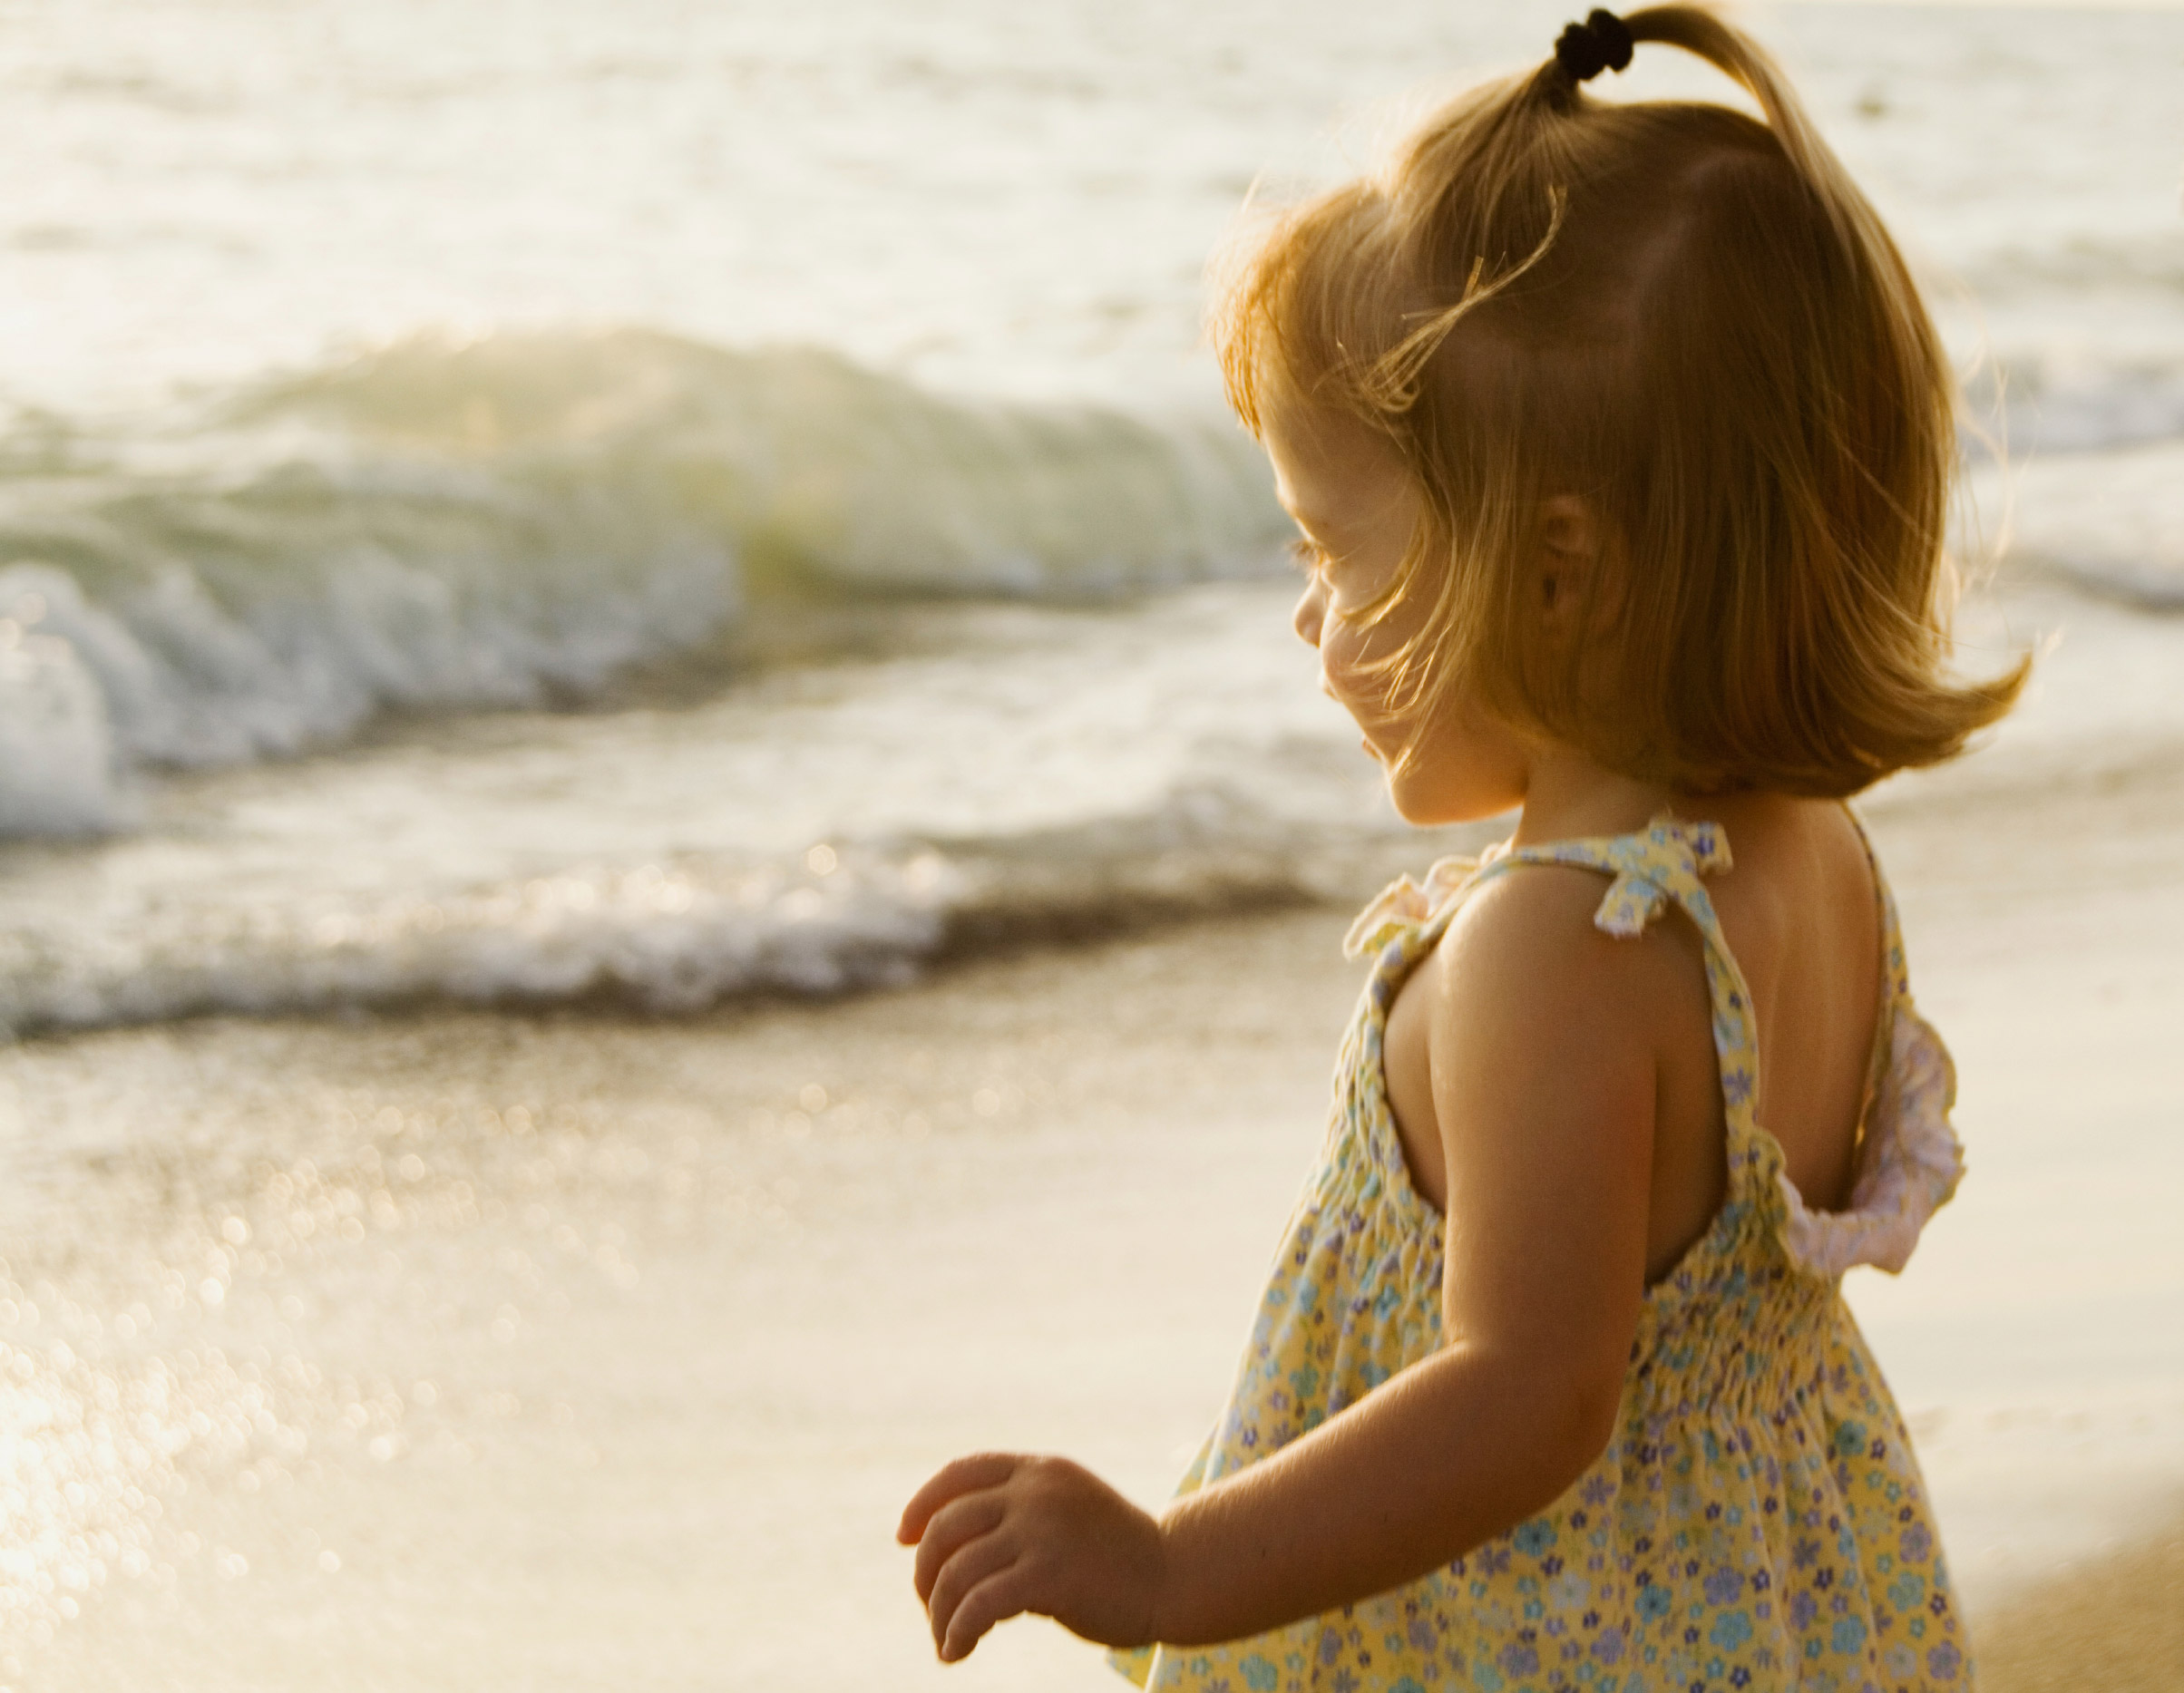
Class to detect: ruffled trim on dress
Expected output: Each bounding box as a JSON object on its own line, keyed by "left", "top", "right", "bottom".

{"left": 1777, "top": 1002, "right": 1964, "bottom": 1278}
{"left": 1341, "top": 850, "right": 1496, "bottom": 959}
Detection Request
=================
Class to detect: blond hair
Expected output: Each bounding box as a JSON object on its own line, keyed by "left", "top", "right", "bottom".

{"left": 1216, "top": 5, "right": 2026, "bottom": 796}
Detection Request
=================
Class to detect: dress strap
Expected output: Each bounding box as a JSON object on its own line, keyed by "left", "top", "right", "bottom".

{"left": 1472, "top": 813, "right": 1773, "bottom": 1201}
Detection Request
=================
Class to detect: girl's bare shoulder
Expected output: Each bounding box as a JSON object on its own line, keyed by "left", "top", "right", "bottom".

{"left": 1434, "top": 858, "right": 1706, "bottom": 1056}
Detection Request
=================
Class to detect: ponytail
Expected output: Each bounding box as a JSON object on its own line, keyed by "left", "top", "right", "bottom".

{"left": 1619, "top": 6, "right": 1870, "bottom": 248}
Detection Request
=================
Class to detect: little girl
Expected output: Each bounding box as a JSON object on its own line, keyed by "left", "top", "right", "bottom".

{"left": 899, "top": 9, "right": 2026, "bottom": 1690}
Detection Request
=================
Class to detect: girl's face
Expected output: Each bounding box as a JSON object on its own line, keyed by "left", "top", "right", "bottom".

{"left": 1263, "top": 399, "right": 1534, "bottom": 825}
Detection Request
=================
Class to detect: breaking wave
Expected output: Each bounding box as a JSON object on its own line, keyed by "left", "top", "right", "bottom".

{"left": 0, "top": 327, "right": 1285, "bottom": 837}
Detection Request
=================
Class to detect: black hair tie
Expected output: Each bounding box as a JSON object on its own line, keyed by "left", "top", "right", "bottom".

{"left": 1554, "top": 8, "right": 1635, "bottom": 83}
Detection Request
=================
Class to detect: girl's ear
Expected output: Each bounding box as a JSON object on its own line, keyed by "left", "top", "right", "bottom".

{"left": 1535, "top": 494, "right": 1608, "bottom": 632}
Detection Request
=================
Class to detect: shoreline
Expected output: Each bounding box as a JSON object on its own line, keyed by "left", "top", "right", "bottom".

{"left": 0, "top": 697, "right": 2178, "bottom": 1686}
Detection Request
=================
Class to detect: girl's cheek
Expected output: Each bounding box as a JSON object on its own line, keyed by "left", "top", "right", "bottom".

{"left": 1321, "top": 627, "right": 1383, "bottom": 725}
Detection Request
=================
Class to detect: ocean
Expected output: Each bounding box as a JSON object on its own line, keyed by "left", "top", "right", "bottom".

{"left": 0, "top": 3, "right": 2179, "bottom": 1686}
{"left": 0, "top": 0, "right": 2179, "bottom": 1034}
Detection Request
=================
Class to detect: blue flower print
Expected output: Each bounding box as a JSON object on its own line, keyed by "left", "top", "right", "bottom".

{"left": 1513, "top": 1519, "right": 1557, "bottom": 1558}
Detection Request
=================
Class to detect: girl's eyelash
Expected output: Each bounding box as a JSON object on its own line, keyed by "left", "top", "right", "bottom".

{"left": 1289, "top": 537, "right": 1332, "bottom": 575}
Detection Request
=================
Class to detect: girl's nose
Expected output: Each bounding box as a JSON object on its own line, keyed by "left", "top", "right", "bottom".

{"left": 1292, "top": 581, "right": 1325, "bottom": 647}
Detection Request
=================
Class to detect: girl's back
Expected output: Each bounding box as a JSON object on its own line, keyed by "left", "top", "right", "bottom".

{"left": 1687, "top": 796, "right": 1887, "bottom": 1214}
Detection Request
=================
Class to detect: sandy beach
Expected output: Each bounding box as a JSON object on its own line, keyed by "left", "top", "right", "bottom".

{"left": 1, "top": 602, "right": 2179, "bottom": 1689}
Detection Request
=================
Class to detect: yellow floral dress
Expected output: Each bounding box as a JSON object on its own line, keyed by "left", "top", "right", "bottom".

{"left": 1113, "top": 814, "right": 1972, "bottom": 1693}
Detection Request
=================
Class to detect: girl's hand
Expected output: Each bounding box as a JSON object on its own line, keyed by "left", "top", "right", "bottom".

{"left": 896, "top": 1453, "right": 1165, "bottom": 1663}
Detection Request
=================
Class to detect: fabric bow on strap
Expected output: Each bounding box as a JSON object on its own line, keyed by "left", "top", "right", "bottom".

{"left": 1591, "top": 817, "right": 1732, "bottom": 938}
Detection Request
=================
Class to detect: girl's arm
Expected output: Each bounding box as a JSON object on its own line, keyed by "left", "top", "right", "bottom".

{"left": 899, "top": 868, "right": 1657, "bottom": 1661}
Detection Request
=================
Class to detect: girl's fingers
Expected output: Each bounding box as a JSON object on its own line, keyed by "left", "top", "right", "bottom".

{"left": 939, "top": 1560, "right": 1034, "bottom": 1663}
{"left": 911, "top": 1489, "right": 1009, "bottom": 1604}
{"left": 924, "top": 1523, "right": 1024, "bottom": 1656}
{"left": 898, "top": 1453, "right": 1019, "bottom": 1543}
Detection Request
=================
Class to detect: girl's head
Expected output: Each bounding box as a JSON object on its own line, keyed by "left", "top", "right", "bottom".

{"left": 1223, "top": 5, "right": 2027, "bottom": 812}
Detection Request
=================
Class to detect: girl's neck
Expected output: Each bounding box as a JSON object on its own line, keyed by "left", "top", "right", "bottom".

{"left": 1504, "top": 746, "right": 1671, "bottom": 848}
{"left": 1504, "top": 746, "right": 1804, "bottom": 851}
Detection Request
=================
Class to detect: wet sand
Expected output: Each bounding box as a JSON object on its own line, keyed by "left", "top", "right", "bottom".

{"left": 1, "top": 671, "right": 2180, "bottom": 1688}
{"left": 1976, "top": 1512, "right": 2184, "bottom": 1693}
{"left": 0, "top": 908, "right": 1365, "bottom": 1691}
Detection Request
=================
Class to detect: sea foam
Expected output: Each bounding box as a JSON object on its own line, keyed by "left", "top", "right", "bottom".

{"left": 0, "top": 778, "right": 1433, "bottom": 1039}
